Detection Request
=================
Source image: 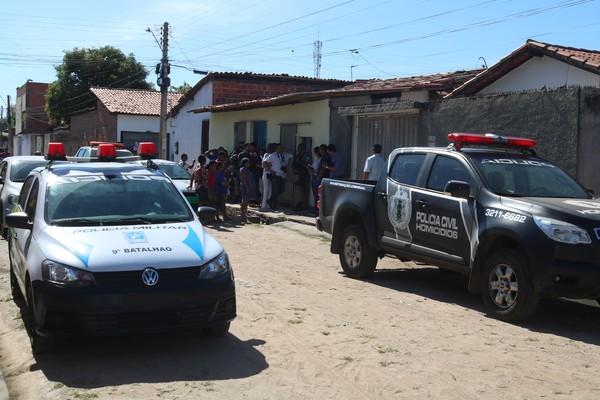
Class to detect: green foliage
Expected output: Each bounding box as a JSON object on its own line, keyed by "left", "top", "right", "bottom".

{"left": 170, "top": 81, "right": 192, "bottom": 94}
{"left": 46, "top": 46, "right": 151, "bottom": 125}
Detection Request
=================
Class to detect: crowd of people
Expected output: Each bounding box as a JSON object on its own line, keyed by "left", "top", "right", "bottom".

{"left": 179, "top": 141, "right": 354, "bottom": 223}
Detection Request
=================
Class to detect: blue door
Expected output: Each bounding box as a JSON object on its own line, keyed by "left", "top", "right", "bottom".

{"left": 253, "top": 121, "right": 267, "bottom": 153}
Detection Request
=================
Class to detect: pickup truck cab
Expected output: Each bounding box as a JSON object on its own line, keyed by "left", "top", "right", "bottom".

{"left": 5, "top": 142, "right": 235, "bottom": 353}
{"left": 318, "top": 133, "right": 599, "bottom": 321}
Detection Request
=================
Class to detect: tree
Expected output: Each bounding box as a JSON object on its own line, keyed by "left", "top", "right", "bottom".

{"left": 46, "top": 46, "right": 151, "bottom": 125}
{"left": 170, "top": 81, "right": 192, "bottom": 94}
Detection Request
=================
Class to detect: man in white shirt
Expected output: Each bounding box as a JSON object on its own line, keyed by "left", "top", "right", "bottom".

{"left": 265, "top": 144, "right": 291, "bottom": 209}
{"left": 363, "top": 144, "right": 385, "bottom": 181}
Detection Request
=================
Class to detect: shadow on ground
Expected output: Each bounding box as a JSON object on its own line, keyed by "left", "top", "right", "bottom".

{"left": 366, "top": 266, "right": 600, "bottom": 346}
{"left": 30, "top": 332, "right": 267, "bottom": 389}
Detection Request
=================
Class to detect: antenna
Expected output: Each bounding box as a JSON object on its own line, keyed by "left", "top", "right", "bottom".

{"left": 313, "top": 40, "right": 323, "bottom": 78}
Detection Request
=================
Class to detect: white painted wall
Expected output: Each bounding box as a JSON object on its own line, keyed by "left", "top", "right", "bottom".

{"left": 168, "top": 81, "right": 213, "bottom": 161}
{"left": 116, "top": 115, "right": 160, "bottom": 141}
{"left": 480, "top": 56, "right": 600, "bottom": 94}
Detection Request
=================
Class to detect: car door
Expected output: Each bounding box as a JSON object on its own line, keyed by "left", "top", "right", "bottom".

{"left": 10, "top": 176, "right": 38, "bottom": 274}
{"left": 410, "top": 155, "right": 478, "bottom": 267}
{"left": 376, "top": 152, "right": 427, "bottom": 250}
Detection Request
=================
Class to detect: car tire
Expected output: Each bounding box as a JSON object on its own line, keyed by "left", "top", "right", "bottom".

{"left": 25, "top": 280, "right": 52, "bottom": 355}
{"left": 339, "top": 224, "right": 378, "bottom": 279}
{"left": 204, "top": 322, "right": 230, "bottom": 337}
{"left": 481, "top": 249, "right": 539, "bottom": 322}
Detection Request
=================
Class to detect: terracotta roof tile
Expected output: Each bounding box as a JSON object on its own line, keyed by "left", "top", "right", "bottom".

{"left": 90, "top": 87, "right": 183, "bottom": 116}
{"left": 448, "top": 40, "right": 600, "bottom": 97}
{"left": 191, "top": 70, "right": 481, "bottom": 113}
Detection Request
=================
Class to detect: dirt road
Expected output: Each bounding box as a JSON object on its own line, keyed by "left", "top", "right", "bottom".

{"left": 1, "top": 221, "right": 600, "bottom": 399}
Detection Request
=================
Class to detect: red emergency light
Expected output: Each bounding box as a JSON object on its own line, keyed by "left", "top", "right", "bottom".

{"left": 46, "top": 142, "right": 66, "bottom": 161}
{"left": 448, "top": 133, "right": 537, "bottom": 150}
{"left": 97, "top": 143, "right": 117, "bottom": 161}
{"left": 137, "top": 142, "right": 158, "bottom": 160}
{"left": 89, "top": 141, "right": 125, "bottom": 148}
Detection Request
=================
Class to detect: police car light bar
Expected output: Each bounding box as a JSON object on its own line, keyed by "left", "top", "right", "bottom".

{"left": 46, "top": 142, "right": 67, "bottom": 161}
{"left": 137, "top": 142, "right": 158, "bottom": 160}
{"left": 89, "top": 141, "right": 125, "bottom": 148}
{"left": 448, "top": 133, "right": 537, "bottom": 150}
{"left": 97, "top": 143, "right": 117, "bottom": 161}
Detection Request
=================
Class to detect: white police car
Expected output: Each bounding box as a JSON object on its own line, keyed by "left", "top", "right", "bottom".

{"left": 5, "top": 142, "right": 235, "bottom": 353}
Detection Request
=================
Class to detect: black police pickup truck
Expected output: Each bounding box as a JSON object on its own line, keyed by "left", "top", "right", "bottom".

{"left": 317, "top": 133, "right": 600, "bottom": 321}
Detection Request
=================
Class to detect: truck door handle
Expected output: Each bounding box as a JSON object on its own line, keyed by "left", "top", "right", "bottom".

{"left": 415, "top": 199, "right": 428, "bottom": 208}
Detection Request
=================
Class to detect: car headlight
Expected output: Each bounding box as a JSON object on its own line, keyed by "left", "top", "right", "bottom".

{"left": 533, "top": 216, "right": 591, "bottom": 245}
{"left": 199, "top": 252, "right": 231, "bottom": 280}
{"left": 42, "top": 260, "right": 95, "bottom": 286}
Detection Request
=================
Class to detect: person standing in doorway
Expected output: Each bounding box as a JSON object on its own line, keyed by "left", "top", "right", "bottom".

{"left": 325, "top": 144, "right": 344, "bottom": 179}
{"left": 266, "top": 144, "right": 290, "bottom": 210}
{"left": 309, "top": 146, "right": 322, "bottom": 213}
{"left": 363, "top": 144, "right": 385, "bottom": 181}
{"left": 292, "top": 142, "right": 312, "bottom": 211}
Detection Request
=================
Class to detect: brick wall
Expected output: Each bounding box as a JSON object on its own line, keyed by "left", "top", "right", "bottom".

{"left": 17, "top": 82, "right": 51, "bottom": 133}
{"left": 212, "top": 79, "right": 345, "bottom": 105}
{"left": 67, "top": 101, "right": 117, "bottom": 155}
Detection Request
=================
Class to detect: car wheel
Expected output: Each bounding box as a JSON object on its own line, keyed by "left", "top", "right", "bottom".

{"left": 339, "top": 224, "right": 378, "bottom": 279}
{"left": 204, "top": 322, "right": 230, "bottom": 337}
{"left": 481, "top": 249, "right": 538, "bottom": 322}
{"left": 25, "top": 280, "right": 52, "bottom": 354}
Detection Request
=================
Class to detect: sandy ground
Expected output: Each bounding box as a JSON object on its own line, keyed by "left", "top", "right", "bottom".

{"left": 1, "top": 221, "right": 600, "bottom": 399}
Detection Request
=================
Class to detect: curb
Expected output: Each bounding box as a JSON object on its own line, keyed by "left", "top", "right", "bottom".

{"left": 225, "top": 204, "right": 316, "bottom": 227}
{"left": 0, "top": 369, "right": 8, "bottom": 400}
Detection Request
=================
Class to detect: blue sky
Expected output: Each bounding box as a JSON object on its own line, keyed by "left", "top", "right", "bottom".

{"left": 1, "top": 0, "right": 599, "bottom": 109}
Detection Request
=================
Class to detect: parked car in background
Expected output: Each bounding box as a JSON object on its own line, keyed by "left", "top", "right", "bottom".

{"left": 132, "top": 159, "right": 198, "bottom": 209}
{"left": 71, "top": 141, "right": 138, "bottom": 162}
{"left": 0, "top": 156, "right": 53, "bottom": 236}
{"left": 318, "top": 133, "right": 600, "bottom": 322}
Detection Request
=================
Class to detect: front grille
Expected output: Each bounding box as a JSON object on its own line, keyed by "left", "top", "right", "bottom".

{"left": 94, "top": 266, "right": 200, "bottom": 288}
{"left": 81, "top": 303, "right": 215, "bottom": 335}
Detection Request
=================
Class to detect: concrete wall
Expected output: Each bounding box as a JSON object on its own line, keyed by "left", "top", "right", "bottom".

{"left": 480, "top": 56, "right": 600, "bottom": 94}
{"left": 210, "top": 99, "right": 331, "bottom": 152}
{"left": 420, "top": 87, "right": 600, "bottom": 192}
{"left": 116, "top": 115, "right": 160, "bottom": 140}
{"left": 168, "top": 81, "right": 213, "bottom": 161}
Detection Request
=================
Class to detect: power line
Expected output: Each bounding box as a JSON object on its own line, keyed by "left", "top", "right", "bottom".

{"left": 184, "top": 0, "right": 355, "bottom": 54}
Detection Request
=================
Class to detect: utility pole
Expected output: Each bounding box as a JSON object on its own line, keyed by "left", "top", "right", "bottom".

{"left": 7, "top": 95, "right": 13, "bottom": 155}
{"left": 313, "top": 40, "right": 322, "bottom": 79}
{"left": 159, "top": 21, "right": 170, "bottom": 159}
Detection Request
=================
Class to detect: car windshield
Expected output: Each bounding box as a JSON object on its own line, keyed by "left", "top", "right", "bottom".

{"left": 45, "top": 172, "right": 194, "bottom": 226}
{"left": 156, "top": 163, "right": 190, "bottom": 180}
{"left": 10, "top": 161, "right": 47, "bottom": 182}
{"left": 470, "top": 154, "right": 589, "bottom": 198}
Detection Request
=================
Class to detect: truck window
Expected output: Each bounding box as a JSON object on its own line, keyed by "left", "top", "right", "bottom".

{"left": 427, "top": 156, "right": 473, "bottom": 192}
{"left": 389, "top": 154, "right": 425, "bottom": 186}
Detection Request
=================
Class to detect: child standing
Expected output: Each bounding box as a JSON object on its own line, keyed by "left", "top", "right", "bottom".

{"left": 215, "top": 161, "right": 230, "bottom": 222}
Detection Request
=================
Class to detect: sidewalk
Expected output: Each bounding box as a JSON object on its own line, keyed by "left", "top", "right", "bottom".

{"left": 225, "top": 204, "right": 316, "bottom": 226}
{"left": 0, "top": 369, "right": 8, "bottom": 400}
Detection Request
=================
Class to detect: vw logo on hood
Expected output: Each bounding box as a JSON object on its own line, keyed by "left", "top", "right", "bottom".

{"left": 141, "top": 268, "right": 159, "bottom": 286}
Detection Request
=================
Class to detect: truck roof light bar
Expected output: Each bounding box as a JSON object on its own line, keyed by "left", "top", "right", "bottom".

{"left": 448, "top": 133, "right": 537, "bottom": 151}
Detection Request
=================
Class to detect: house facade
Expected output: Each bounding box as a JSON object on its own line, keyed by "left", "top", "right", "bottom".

{"left": 167, "top": 72, "right": 348, "bottom": 161}
{"left": 14, "top": 81, "right": 52, "bottom": 155}
{"left": 194, "top": 70, "right": 480, "bottom": 179}
{"left": 65, "top": 87, "right": 181, "bottom": 155}
{"left": 448, "top": 40, "right": 600, "bottom": 97}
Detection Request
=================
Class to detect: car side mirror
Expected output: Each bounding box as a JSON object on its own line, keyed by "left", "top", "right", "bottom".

{"left": 444, "top": 180, "right": 471, "bottom": 199}
{"left": 7, "top": 195, "right": 18, "bottom": 207}
{"left": 5, "top": 211, "right": 33, "bottom": 230}
{"left": 197, "top": 206, "right": 217, "bottom": 223}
